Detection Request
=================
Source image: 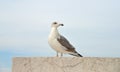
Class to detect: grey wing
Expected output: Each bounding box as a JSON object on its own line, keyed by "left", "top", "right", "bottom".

{"left": 57, "top": 35, "right": 76, "bottom": 52}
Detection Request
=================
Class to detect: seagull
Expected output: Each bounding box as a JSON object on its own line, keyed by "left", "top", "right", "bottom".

{"left": 48, "top": 22, "right": 83, "bottom": 57}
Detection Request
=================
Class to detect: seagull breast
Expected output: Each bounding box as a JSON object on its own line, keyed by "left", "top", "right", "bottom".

{"left": 48, "top": 27, "right": 68, "bottom": 53}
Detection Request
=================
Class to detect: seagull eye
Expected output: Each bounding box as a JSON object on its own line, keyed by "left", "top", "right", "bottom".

{"left": 53, "top": 22, "right": 57, "bottom": 24}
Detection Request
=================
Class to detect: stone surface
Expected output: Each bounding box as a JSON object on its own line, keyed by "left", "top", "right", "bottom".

{"left": 12, "top": 57, "right": 120, "bottom": 72}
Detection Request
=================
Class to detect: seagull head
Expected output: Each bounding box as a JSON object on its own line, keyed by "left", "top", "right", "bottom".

{"left": 51, "top": 22, "right": 64, "bottom": 28}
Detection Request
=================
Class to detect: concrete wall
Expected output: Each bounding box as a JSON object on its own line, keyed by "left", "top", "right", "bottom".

{"left": 12, "top": 57, "right": 120, "bottom": 72}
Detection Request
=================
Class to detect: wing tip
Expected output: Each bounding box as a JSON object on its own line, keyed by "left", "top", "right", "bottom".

{"left": 69, "top": 53, "right": 83, "bottom": 57}
{"left": 77, "top": 53, "right": 83, "bottom": 57}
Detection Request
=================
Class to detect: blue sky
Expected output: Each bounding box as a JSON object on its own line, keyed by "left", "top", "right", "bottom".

{"left": 0, "top": 0, "right": 120, "bottom": 72}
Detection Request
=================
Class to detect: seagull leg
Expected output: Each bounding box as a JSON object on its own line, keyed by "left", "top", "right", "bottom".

{"left": 56, "top": 52, "right": 58, "bottom": 57}
{"left": 61, "top": 53, "right": 63, "bottom": 57}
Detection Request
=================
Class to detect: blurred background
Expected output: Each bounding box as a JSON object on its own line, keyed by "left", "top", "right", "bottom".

{"left": 0, "top": 0, "right": 120, "bottom": 72}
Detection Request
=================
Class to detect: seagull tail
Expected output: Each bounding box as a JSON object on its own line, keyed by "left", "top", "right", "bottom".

{"left": 69, "top": 52, "right": 83, "bottom": 57}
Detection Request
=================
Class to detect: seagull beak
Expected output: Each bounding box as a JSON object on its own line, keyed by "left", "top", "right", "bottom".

{"left": 60, "top": 24, "right": 64, "bottom": 26}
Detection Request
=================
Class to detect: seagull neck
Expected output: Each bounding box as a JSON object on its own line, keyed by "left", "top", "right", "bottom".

{"left": 50, "top": 27, "right": 60, "bottom": 37}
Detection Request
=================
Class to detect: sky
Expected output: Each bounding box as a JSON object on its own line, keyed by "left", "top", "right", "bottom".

{"left": 0, "top": 0, "right": 120, "bottom": 72}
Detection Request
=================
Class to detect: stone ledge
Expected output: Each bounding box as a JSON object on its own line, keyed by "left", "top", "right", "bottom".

{"left": 12, "top": 57, "right": 120, "bottom": 72}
